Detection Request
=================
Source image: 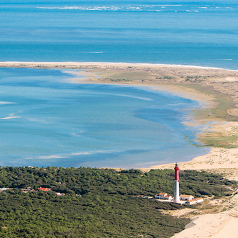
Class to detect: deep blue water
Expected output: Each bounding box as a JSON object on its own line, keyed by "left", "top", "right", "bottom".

{"left": 0, "top": 68, "right": 209, "bottom": 168}
{"left": 0, "top": 0, "right": 238, "bottom": 69}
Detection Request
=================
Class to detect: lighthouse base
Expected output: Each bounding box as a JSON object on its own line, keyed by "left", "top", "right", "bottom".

{"left": 174, "top": 180, "right": 180, "bottom": 203}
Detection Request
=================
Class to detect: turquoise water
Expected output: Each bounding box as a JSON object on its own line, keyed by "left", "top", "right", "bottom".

{"left": 0, "top": 68, "right": 208, "bottom": 168}
{"left": 0, "top": 0, "right": 238, "bottom": 69}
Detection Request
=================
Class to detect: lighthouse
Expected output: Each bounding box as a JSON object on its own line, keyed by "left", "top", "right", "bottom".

{"left": 174, "top": 163, "right": 180, "bottom": 203}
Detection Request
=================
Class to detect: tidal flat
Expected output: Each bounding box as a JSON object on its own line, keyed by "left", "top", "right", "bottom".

{"left": 1, "top": 62, "right": 238, "bottom": 169}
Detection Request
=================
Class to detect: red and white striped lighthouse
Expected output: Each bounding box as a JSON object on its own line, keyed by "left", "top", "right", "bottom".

{"left": 174, "top": 163, "right": 180, "bottom": 203}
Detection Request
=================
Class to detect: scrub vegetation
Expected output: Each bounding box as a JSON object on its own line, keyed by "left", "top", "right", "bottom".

{"left": 0, "top": 166, "right": 237, "bottom": 237}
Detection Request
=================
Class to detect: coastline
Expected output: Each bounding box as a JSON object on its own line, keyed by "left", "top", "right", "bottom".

{"left": 0, "top": 61, "right": 237, "bottom": 71}
{"left": 1, "top": 61, "right": 238, "bottom": 171}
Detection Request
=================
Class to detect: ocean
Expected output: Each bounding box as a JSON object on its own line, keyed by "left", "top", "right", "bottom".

{"left": 0, "top": 0, "right": 234, "bottom": 168}
{"left": 0, "top": 0, "right": 237, "bottom": 69}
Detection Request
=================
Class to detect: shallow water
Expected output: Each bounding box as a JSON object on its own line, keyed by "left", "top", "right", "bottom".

{"left": 0, "top": 68, "right": 209, "bottom": 168}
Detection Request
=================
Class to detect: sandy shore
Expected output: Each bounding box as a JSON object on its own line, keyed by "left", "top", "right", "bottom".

{"left": 1, "top": 61, "right": 238, "bottom": 237}
{"left": 1, "top": 61, "right": 235, "bottom": 69}
{"left": 147, "top": 121, "right": 238, "bottom": 172}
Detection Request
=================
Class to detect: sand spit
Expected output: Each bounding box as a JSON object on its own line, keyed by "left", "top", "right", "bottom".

{"left": 1, "top": 61, "right": 236, "bottom": 70}
{"left": 1, "top": 61, "right": 238, "bottom": 112}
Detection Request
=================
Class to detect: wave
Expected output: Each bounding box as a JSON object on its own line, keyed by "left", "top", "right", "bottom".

{"left": 35, "top": 150, "right": 120, "bottom": 160}
{"left": 77, "top": 52, "right": 103, "bottom": 54}
{"left": 25, "top": 117, "right": 50, "bottom": 124}
{"left": 37, "top": 5, "right": 183, "bottom": 12}
{"left": 36, "top": 4, "right": 236, "bottom": 13}
{"left": 0, "top": 113, "right": 20, "bottom": 120}
{"left": 71, "top": 150, "right": 118, "bottom": 156}
{"left": 0, "top": 116, "right": 20, "bottom": 120}
{"left": 38, "top": 155, "right": 64, "bottom": 160}
{"left": 88, "top": 92, "right": 153, "bottom": 101}
{"left": 0, "top": 101, "right": 15, "bottom": 105}
{"left": 219, "top": 59, "right": 233, "bottom": 61}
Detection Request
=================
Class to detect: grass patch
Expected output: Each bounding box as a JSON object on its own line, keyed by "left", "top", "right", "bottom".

{"left": 102, "top": 71, "right": 149, "bottom": 81}
{"left": 199, "top": 133, "right": 238, "bottom": 148}
{"left": 164, "top": 76, "right": 176, "bottom": 79}
{"left": 187, "top": 84, "right": 236, "bottom": 122}
{"left": 109, "top": 78, "right": 132, "bottom": 82}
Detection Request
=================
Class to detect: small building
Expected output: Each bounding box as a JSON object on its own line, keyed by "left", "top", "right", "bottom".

{"left": 22, "top": 187, "right": 32, "bottom": 193}
{"left": 186, "top": 199, "right": 197, "bottom": 205}
{"left": 39, "top": 187, "right": 51, "bottom": 192}
{"left": 180, "top": 194, "right": 194, "bottom": 201}
{"left": 155, "top": 193, "right": 172, "bottom": 200}
{"left": 164, "top": 194, "right": 173, "bottom": 200}
{"left": 56, "top": 192, "right": 65, "bottom": 196}
{"left": 186, "top": 197, "right": 204, "bottom": 205}
{"left": 196, "top": 197, "right": 204, "bottom": 203}
{"left": 155, "top": 193, "right": 166, "bottom": 199}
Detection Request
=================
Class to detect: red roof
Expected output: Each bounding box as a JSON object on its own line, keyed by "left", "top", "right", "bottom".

{"left": 39, "top": 187, "right": 51, "bottom": 192}
{"left": 180, "top": 194, "right": 193, "bottom": 197}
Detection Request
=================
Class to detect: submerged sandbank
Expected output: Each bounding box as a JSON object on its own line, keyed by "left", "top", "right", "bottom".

{"left": 1, "top": 61, "right": 238, "bottom": 170}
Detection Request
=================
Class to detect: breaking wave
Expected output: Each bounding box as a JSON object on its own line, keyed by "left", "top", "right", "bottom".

{"left": 37, "top": 5, "right": 183, "bottom": 12}
{"left": 37, "top": 4, "right": 235, "bottom": 13}
{"left": 35, "top": 150, "right": 121, "bottom": 160}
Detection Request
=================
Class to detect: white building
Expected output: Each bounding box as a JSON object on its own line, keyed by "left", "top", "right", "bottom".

{"left": 186, "top": 197, "right": 204, "bottom": 205}
{"left": 180, "top": 194, "right": 194, "bottom": 201}
{"left": 186, "top": 199, "right": 197, "bottom": 205}
{"left": 155, "top": 193, "right": 172, "bottom": 200}
{"left": 196, "top": 197, "right": 204, "bottom": 203}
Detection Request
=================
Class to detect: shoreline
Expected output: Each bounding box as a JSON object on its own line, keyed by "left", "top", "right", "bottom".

{"left": 1, "top": 61, "right": 238, "bottom": 172}
{"left": 0, "top": 61, "right": 237, "bottom": 71}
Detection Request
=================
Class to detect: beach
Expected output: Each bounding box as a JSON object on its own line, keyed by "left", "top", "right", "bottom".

{"left": 1, "top": 61, "right": 238, "bottom": 237}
